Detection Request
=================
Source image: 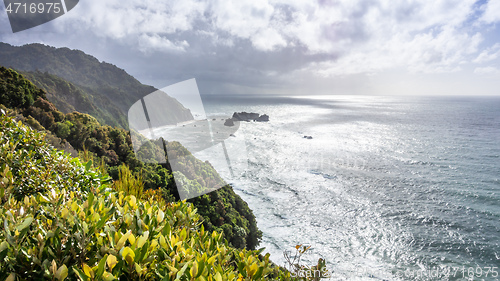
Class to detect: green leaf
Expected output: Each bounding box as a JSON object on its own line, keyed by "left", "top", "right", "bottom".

{"left": 176, "top": 262, "right": 189, "bottom": 279}
{"left": 196, "top": 260, "right": 205, "bottom": 278}
{"left": 72, "top": 267, "right": 89, "bottom": 281}
{"left": 214, "top": 272, "right": 222, "bottom": 281}
{"left": 96, "top": 255, "right": 107, "bottom": 277}
{"left": 190, "top": 261, "right": 198, "bottom": 277}
{"left": 95, "top": 207, "right": 116, "bottom": 229}
{"left": 253, "top": 266, "right": 264, "bottom": 280}
{"left": 0, "top": 241, "right": 9, "bottom": 252}
{"left": 121, "top": 247, "right": 135, "bottom": 264}
{"left": 55, "top": 264, "right": 68, "bottom": 281}
{"left": 84, "top": 160, "right": 93, "bottom": 171}
{"left": 157, "top": 210, "right": 164, "bottom": 223}
{"left": 256, "top": 247, "right": 266, "bottom": 255}
{"left": 88, "top": 192, "right": 95, "bottom": 206}
{"left": 16, "top": 216, "right": 33, "bottom": 231}
{"left": 162, "top": 221, "right": 171, "bottom": 236}
{"left": 106, "top": 255, "right": 118, "bottom": 271}
{"left": 237, "top": 262, "right": 247, "bottom": 277}
{"left": 136, "top": 240, "right": 149, "bottom": 263}
{"left": 102, "top": 271, "right": 115, "bottom": 281}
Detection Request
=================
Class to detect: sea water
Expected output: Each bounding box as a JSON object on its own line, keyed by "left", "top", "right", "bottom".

{"left": 202, "top": 95, "right": 500, "bottom": 280}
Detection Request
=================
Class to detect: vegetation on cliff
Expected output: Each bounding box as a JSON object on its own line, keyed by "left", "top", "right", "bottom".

{"left": 0, "top": 67, "right": 261, "bottom": 251}
{"left": 21, "top": 71, "right": 128, "bottom": 129}
{"left": 0, "top": 67, "right": 330, "bottom": 280}
{"left": 0, "top": 113, "right": 300, "bottom": 280}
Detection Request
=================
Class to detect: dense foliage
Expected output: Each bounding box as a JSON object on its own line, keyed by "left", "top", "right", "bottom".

{"left": 0, "top": 67, "right": 46, "bottom": 109}
{"left": 0, "top": 113, "right": 299, "bottom": 280}
{"left": 190, "top": 187, "right": 261, "bottom": 251}
{"left": 22, "top": 71, "right": 127, "bottom": 129}
{"left": 0, "top": 67, "right": 262, "bottom": 251}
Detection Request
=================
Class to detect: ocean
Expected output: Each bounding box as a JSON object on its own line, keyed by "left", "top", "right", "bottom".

{"left": 202, "top": 95, "right": 500, "bottom": 280}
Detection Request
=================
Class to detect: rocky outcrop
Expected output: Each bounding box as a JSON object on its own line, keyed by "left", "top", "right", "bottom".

{"left": 224, "top": 118, "right": 235, "bottom": 126}
{"left": 224, "top": 112, "right": 269, "bottom": 126}
{"left": 231, "top": 112, "right": 269, "bottom": 122}
{"left": 256, "top": 114, "right": 269, "bottom": 122}
{"left": 232, "top": 112, "right": 260, "bottom": 121}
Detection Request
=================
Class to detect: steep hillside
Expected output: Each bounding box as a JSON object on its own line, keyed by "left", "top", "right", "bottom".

{"left": 0, "top": 113, "right": 295, "bottom": 280}
{"left": 0, "top": 43, "right": 193, "bottom": 128}
{"left": 21, "top": 71, "right": 127, "bottom": 128}
{"left": 0, "top": 66, "right": 262, "bottom": 250}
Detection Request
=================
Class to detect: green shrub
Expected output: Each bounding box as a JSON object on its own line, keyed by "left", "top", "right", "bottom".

{"left": 1, "top": 67, "right": 266, "bottom": 251}
{"left": 0, "top": 114, "right": 107, "bottom": 201}
{"left": 0, "top": 113, "right": 295, "bottom": 280}
{"left": 112, "top": 163, "right": 144, "bottom": 199}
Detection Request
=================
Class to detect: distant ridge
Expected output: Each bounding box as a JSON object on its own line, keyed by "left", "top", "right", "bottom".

{"left": 0, "top": 42, "right": 193, "bottom": 128}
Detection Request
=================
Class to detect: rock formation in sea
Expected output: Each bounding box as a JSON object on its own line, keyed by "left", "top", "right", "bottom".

{"left": 224, "top": 112, "right": 269, "bottom": 126}
{"left": 256, "top": 114, "right": 269, "bottom": 122}
{"left": 232, "top": 112, "right": 260, "bottom": 121}
{"left": 224, "top": 118, "right": 235, "bottom": 126}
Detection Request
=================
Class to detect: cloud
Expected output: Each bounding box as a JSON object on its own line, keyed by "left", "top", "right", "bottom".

{"left": 480, "top": 0, "right": 500, "bottom": 23}
{"left": 295, "top": 26, "right": 482, "bottom": 77}
{"left": 1, "top": 0, "right": 500, "bottom": 95}
{"left": 53, "top": 0, "right": 484, "bottom": 58}
{"left": 137, "top": 34, "right": 189, "bottom": 53}
{"left": 473, "top": 43, "right": 500, "bottom": 63}
{"left": 60, "top": 0, "right": 207, "bottom": 39}
{"left": 474, "top": 66, "right": 500, "bottom": 75}
{"left": 251, "top": 28, "right": 287, "bottom": 51}
{"left": 209, "top": 0, "right": 275, "bottom": 39}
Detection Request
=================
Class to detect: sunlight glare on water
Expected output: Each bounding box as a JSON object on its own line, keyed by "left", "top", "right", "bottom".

{"left": 203, "top": 95, "right": 500, "bottom": 280}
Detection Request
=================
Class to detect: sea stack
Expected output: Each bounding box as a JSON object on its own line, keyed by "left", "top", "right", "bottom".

{"left": 232, "top": 112, "right": 260, "bottom": 121}
{"left": 232, "top": 112, "right": 269, "bottom": 122}
{"left": 224, "top": 118, "right": 235, "bottom": 126}
{"left": 256, "top": 114, "right": 269, "bottom": 122}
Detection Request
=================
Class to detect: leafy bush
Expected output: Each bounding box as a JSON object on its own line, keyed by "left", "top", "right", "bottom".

{"left": 0, "top": 113, "right": 107, "bottom": 201}
{"left": 0, "top": 113, "right": 296, "bottom": 280}
{"left": 112, "top": 163, "right": 144, "bottom": 199}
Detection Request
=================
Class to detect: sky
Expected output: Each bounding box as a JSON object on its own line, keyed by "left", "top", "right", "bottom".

{"left": 1, "top": 0, "right": 500, "bottom": 96}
